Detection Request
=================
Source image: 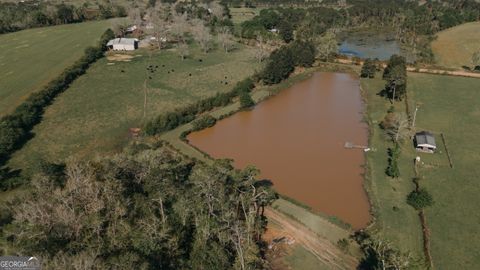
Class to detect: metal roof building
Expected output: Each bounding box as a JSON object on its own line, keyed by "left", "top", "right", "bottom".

{"left": 414, "top": 131, "right": 436, "bottom": 153}
{"left": 107, "top": 38, "right": 138, "bottom": 51}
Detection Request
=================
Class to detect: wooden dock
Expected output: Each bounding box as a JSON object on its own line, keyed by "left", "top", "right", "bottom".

{"left": 344, "top": 142, "right": 369, "bottom": 149}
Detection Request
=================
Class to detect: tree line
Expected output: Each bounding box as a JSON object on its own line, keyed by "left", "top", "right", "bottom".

{"left": 0, "top": 143, "right": 277, "bottom": 269}
{"left": 144, "top": 78, "right": 255, "bottom": 135}
{"left": 238, "top": 0, "right": 480, "bottom": 62}
{"left": 0, "top": 1, "right": 126, "bottom": 34}
{"left": 0, "top": 29, "right": 115, "bottom": 190}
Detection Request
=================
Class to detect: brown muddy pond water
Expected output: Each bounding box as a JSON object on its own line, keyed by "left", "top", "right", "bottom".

{"left": 188, "top": 72, "right": 371, "bottom": 229}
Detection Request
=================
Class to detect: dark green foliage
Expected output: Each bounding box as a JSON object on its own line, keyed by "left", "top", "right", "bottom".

{"left": 407, "top": 188, "right": 434, "bottom": 210}
{"left": 289, "top": 41, "right": 316, "bottom": 67}
{"left": 240, "top": 92, "right": 255, "bottom": 109}
{"left": 361, "top": 58, "right": 376, "bottom": 78}
{"left": 144, "top": 78, "right": 255, "bottom": 136}
{"left": 355, "top": 231, "right": 413, "bottom": 270}
{"left": 383, "top": 55, "right": 406, "bottom": 80}
{"left": 0, "top": 1, "right": 126, "bottom": 34}
{"left": 2, "top": 146, "right": 276, "bottom": 269}
{"left": 192, "top": 115, "right": 217, "bottom": 131}
{"left": 0, "top": 29, "right": 112, "bottom": 175}
{"left": 261, "top": 46, "right": 295, "bottom": 85}
{"left": 386, "top": 143, "right": 400, "bottom": 178}
{"left": 278, "top": 21, "right": 294, "bottom": 43}
{"left": 383, "top": 55, "right": 407, "bottom": 101}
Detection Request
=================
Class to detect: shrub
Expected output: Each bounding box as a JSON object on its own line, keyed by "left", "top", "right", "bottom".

{"left": 407, "top": 188, "right": 434, "bottom": 210}
{"left": 261, "top": 46, "right": 295, "bottom": 85}
{"left": 289, "top": 41, "right": 316, "bottom": 67}
{"left": 192, "top": 115, "right": 217, "bottom": 131}
{"left": 360, "top": 58, "right": 376, "bottom": 78}
{"left": 386, "top": 144, "right": 400, "bottom": 178}
{"left": 239, "top": 92, "right": 255, "bottom": 109}
{"left": 144, "top": 78, "right": 255, "bottom": 135}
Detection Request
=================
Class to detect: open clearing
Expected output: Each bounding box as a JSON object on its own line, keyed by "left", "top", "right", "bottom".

{"left": 362, "top": 72, "right": 480, "bottom": 269}
{"left": 407, "top": 73, "right": 480, "bottom": 269}
{"left": 9, "top": 44, "right": 260, "bottom": 170}
{"left": 0, "top": 20, "right": 114, "bottom": 116}
{"left": 431, "top": 22, "right": 480, "bottom": 69}
{"left": 230, "top": 7, "right": 262, "bottom": 25}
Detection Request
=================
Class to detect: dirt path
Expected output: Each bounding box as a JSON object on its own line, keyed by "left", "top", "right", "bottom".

{"left": 335, "top": 58, "right": 480, "bottom": 79}
{"left": 266, "top": 208, "right": 359, "bottom": 270}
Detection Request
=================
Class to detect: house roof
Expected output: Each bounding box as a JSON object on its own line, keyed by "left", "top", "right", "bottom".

{"left": 415, "top": 131, "right": 436, "bottom": 147}
{"left": 107, "top": 38, "right": 138, "bottom": 46}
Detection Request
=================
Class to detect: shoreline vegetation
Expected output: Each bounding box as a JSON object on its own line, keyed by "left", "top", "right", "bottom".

{"left": 156, "top": 62, "right": 362, "bottom": 233}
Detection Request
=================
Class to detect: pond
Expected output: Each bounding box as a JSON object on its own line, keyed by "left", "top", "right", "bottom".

{"left": 187, "top": 72, "right": 371, "bottom": 229}
{"left": 339, "top": 31, "right": 414, "bottom": 62}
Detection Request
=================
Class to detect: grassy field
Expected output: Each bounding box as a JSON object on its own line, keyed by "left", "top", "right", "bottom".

{"left": 363, "top": 72, "right": 480, "bottom": 269}
{"left": 8, "top": 44, "right": 260, "bottom": 170}
{"left": 285, "top": 246, "right": 331, "bottom": 270}
{"left": 0, "top": 20, "right": 114, "bottom": 116}
{"left": 406, "top": 73, "right": 480, "bottom": 269}
{"left": 230, "top": 7, "right": 262, "bottom": 25}
{"left": 361, "top": 76, "right": 425, "bottom": 261}
{"left": 431, "top": 22, "right": 480, "bottom": 69}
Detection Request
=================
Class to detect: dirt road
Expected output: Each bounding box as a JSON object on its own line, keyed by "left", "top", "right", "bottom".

{"left": 335, "top": 58, "right": 480, "bottom": 79}
{"left": 265, "top": 208, "right": 359, "bottom": 270}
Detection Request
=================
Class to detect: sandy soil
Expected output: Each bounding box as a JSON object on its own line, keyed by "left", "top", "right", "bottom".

{"left": 265, "top": 208, "right": 359, "bottom": 270}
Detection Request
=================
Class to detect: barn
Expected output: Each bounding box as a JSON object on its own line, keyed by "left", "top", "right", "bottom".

{"left": 414, "top": 131, "right": 436, "bottom": 153}
{"left": 107, "top": 38, "right": 138, "bottom": 51}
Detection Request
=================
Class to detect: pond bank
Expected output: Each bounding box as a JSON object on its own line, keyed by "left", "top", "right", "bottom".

{"left": 187, "top": 72, "right": 371, "bottom": 229}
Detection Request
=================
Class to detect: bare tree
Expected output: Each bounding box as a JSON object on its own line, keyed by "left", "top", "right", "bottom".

{"left": 386, "top": 113, "right": 411, "bottom": 143}
{"left": 128, "top": 8, "right": 142, "bottom": 28}
{"left": 217, "top": 27, "right": 235, "bottom": 53}
{"left": 254, "top": 35, "right": 270, "bottom": 62}
{"left": 315, "top": 30, "right": 338, "bottom": 61}
{"left": 472, "top": 50, "right": 480, "bottom": 69}
{"left": 177, "top": 42, "right": 190, "bottom": 60}
{"left": 191, "top": 19, "right": 212, "bottom": 53}
{"left": 170, "top": 12, "right": 189, "bottom": 43}
{"left": 208, "top": 1, "right": 225, "bottom": 20}
{"left": 148, "top": 6, "right": 168, "bottom": 49}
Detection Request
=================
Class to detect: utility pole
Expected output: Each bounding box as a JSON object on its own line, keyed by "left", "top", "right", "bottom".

{"left": 412, "top": 105, "right": 419, "bottom": 129}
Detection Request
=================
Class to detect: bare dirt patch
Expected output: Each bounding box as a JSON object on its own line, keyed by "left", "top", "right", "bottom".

{"left": 106, "top": 54, "right": 135, "bottom": 62}
{"left": 265, "top": 208, "right": 359, "bottom": 270}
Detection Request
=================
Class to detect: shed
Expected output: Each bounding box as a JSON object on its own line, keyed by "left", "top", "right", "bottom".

{"left": 107, "top": 38, "right": 138, "bottom": 51}
{"left": 414, "top": 131, "right": 436, "bottom": 153}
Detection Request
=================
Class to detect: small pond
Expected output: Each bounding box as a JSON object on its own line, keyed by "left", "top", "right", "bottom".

{"left": 188, "top": 72, "right": 371, "bottom": 229}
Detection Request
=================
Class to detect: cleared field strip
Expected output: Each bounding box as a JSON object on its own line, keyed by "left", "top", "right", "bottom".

{"left": 0, "top": 20, "right": 113, "bottom": 116}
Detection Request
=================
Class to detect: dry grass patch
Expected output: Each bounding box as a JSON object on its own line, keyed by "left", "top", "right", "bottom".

{"left": 432, "top": 22, "right": 480, "bottom": 69}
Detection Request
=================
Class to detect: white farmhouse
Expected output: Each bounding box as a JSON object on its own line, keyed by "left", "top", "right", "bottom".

{"left": 107, "top": 38, "right": 139, "bottom": 51}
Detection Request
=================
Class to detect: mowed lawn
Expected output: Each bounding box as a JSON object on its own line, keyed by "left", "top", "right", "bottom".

{"left": 363, "top": 73, "right": 480, "bottom": 269}
{"left": 0, "top": 20, "right": 113, "bottom": 116}
{"left": 407, "top": 73, "right": 480, "bottom": 269}
{"left": 9, "top": 44, "right": 260, "bottom": 169}
{"left": 431, "top": 22, "right": 480, "bottom": 69}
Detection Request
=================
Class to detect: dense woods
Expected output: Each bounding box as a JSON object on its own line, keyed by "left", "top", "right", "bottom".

{"left": 1, "top": 144, "right": 276, "bottom": 269}
{"left": 238, "top": 0, "right": 480, "bottom": 62}
{"left": 0, "top": 1, "right": 126, "bottom": 34}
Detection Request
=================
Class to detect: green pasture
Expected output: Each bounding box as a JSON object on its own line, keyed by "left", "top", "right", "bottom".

{"left": 363, "top": 72, "right": 480, "bottom": 269}
{"left": 0, "top": 20, "right": 114, "bottom": 116}
{"left": 8, "top": 43, "right": 260, "bottom": 170}
{"left": 407, "top": 73, "right": 480, "bottom": 269}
